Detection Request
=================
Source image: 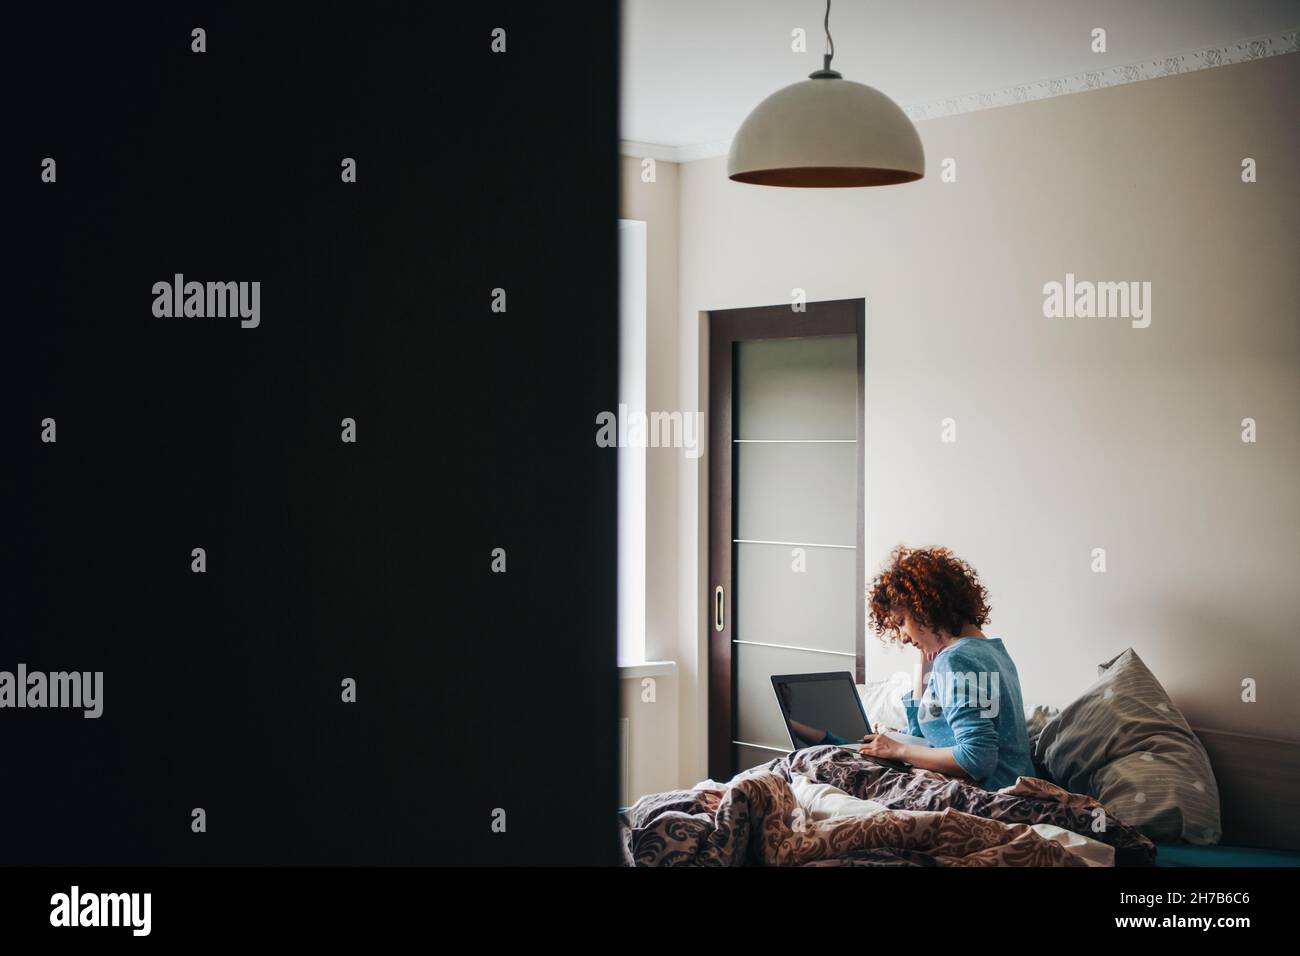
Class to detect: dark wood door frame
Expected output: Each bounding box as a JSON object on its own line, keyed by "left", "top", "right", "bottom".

{"left": 706, "top": 298, "right": 866, "bottom": 781}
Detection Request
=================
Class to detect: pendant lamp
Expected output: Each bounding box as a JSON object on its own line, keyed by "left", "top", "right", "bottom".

{"left": 727, "top": 0, "right": 924, "bottom": 187}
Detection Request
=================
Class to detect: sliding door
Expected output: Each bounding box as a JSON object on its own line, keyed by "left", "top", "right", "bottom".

{"left": 708, "top": 299, "right": 865, "bottom": 780}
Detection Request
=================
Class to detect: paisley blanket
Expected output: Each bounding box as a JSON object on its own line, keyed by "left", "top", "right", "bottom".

{"left": 620, "top": 746, "right": 1156, "bottom": 867}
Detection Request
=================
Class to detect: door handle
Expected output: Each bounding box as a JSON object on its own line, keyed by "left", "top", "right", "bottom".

{"left": 714, "top": 585, "right": 725, "bottom": 632}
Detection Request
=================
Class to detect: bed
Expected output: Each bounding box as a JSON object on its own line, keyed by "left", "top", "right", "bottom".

{"left": 1153, "top": 727, "right": 1300, "bottom": 867}
{"left": 619, "top": 745, "right": 1155, "bottom": 867}
{"left": 619, "top": 665, "right": 1300, "bottom": 867}
{"left": 1155, "top": 844, "right": 1300, "bottom": 867}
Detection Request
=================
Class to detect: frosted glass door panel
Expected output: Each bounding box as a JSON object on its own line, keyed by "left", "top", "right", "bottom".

{"left": 734, "top": 441, "right": 856, "bottom": 546}
{"left": 727, "top": 328, "right": 859, "bottom": 763}
{"left": 734, "top": 541, "right": 855, "bottom": 652}
{"left": 736, "top": 743, "right": 789, "bottom": 772}
{"left": 735, "top": 335, "right": 856, "bottom": 440}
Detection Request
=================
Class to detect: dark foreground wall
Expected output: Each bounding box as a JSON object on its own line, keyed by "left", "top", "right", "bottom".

{"left": 4, "top": 1, "right": 619, "bottom": 865}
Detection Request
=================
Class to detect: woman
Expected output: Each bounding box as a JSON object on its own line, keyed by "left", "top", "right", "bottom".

{"left": 856, "top": 545, "right": 1036, "bottom": 790}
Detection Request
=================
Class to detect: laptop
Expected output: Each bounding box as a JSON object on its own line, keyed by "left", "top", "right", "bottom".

{"left": 771, "top": 671, "right": 911, "bottom": 770}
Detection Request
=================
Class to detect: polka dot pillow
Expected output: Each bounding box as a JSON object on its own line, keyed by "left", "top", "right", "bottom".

{"left": 1032, "top": 648, "right": 1222, "bottom": 844}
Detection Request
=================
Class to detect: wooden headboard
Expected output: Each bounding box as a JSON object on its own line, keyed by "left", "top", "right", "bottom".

{"left": 1193, "top": 727, "right": 1300, "bottom": 851}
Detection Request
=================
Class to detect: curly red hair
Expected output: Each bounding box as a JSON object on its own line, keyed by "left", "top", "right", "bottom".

{"left": 867, "top": 545, "right": 991, "bottom": 643}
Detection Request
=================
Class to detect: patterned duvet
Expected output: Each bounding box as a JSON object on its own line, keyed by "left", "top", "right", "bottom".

{"left": 620, "top": 746, "right": 1157, "bottom": 867}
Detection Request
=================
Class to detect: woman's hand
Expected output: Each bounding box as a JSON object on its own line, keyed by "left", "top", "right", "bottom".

{"left": 911, "top": 645, "right": 930, "bottom": 699}
{"left": 857, "top": 733, "right": 907, "bottom": 761}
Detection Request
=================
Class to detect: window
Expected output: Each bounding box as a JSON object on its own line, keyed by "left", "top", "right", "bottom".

{"left": 617, "top": 220, "right": 647, "bottom": 666}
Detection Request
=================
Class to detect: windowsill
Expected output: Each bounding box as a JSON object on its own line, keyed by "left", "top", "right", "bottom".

{"left": 617, "top": 660, "right": 677, "bottom": 679}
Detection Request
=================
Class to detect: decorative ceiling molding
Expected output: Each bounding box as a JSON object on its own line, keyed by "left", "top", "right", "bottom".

{"left": 618, "top": 140, "right": 686, "bottom": 162}
{"left": 903, "top": 29, "right": 1299, "bottom": 121}
{"left": 620, "top": 29, "right": 1299, "bottom": 163}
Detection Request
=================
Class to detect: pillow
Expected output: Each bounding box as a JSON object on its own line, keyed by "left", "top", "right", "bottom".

{"left": 1032, "top": 648, "right": 1221, "bottom": 844}
{"left": 1024, "top": 703, "right": 1060, "bottom": 746}
{"left": 1024, "top": 703, "right": 1061, "bottom": 779}
{"left": 857, "top": 671, "right": 911, "bottom": 730}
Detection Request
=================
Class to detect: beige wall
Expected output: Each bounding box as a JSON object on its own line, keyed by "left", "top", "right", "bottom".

{"left": 618, "top": 670, "right": 679, "bottom": 803}
{"left": 621, "top": 158, "right": 681, "bottom": 669}
{"left": 619, "top": 156, "right": 687, "bottom": 798}
{"left": 626, "top": 53, "right": 1300, "bottom": 794}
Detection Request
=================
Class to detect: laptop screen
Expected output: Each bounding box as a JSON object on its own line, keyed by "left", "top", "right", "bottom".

{"left": 773, "top": 672, "right": 871, "bottom": 748}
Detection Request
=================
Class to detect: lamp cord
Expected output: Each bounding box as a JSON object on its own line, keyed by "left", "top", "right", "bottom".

{"left": 823, "top": 0, "right": 835, "bottom": 72}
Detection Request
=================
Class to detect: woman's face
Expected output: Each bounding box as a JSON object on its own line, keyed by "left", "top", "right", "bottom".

{"left": 891, "top": 610, "right": 948, "bottom": 661}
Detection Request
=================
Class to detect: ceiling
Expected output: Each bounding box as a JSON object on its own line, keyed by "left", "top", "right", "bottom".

{"left": 621, "top": 0, "right": 1300, "bottom": 157}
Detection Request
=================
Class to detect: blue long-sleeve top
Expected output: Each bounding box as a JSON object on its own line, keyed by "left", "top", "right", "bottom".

{"left": 901, "top": 637, "right": 1036, "bottom": 790}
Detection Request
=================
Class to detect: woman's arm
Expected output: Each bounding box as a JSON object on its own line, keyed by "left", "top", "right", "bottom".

{"left": 912, "top": 646, "right": 930, "bottom": 699}
{"left": 857, "top": 735, "right": 969, "bottom": 778}
{"left": 900, "top": 646, "right": 931, "bottom": 738}
{"left": 896, "top": 744, "right": 968, "bottom": 777}
{"left": 935, "top": 648, "right": 1000, "bottom": 783}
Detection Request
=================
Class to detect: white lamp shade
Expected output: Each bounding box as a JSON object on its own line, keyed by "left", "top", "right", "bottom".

{"left": 727, "top": 76, "right": 925, "bottom": 187}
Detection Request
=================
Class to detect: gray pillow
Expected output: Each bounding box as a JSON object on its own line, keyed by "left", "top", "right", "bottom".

{"left": 1033, "top": 648, "right": 1221, "bottom": 844}
{"left": 1024, "top": 704, "right": 1060, "bottom": 747}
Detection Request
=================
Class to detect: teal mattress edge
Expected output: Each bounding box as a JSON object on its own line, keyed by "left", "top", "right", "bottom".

{"left": 1155, "top": 843, "right": 1300, "bottom": 867}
